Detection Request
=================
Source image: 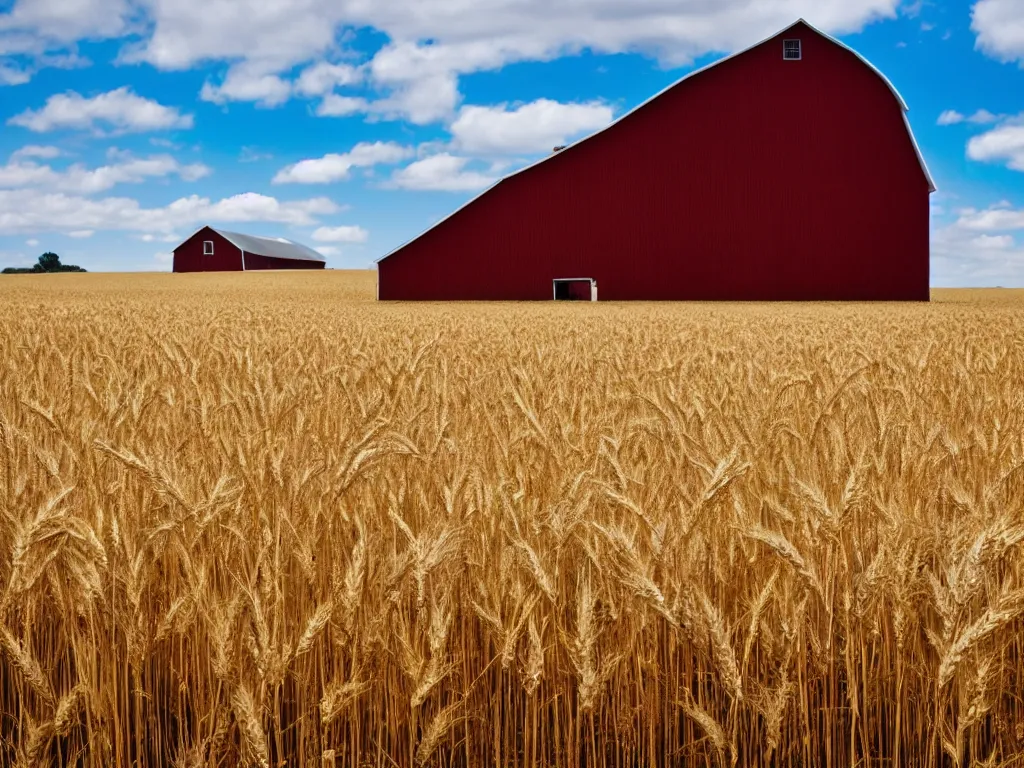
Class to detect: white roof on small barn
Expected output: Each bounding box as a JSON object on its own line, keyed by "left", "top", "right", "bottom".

{"left": 212, "top": 228, "right": 326, "bottom": 263}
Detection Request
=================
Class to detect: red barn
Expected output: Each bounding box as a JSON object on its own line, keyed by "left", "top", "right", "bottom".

{"left": 378, "top": 20, "right": 935, "bottom": 301}
{"left": 172, "top": 227, "right": 326, "bottom": 272}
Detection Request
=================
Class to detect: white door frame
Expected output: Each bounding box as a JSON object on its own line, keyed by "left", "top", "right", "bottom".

{"left": 553, "top": 277, "right": 597, "bottom": 301}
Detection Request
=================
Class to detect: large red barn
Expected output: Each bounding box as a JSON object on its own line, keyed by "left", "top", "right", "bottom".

{"left": 377, "top": 20, "right": 935, "bottom": 301}
{"left": 172, "top": 227, "right": 326, "bottom": 272}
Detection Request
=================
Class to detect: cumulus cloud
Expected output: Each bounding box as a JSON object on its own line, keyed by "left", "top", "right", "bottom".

{"left": 273, "top": 141, "right": 412, "bottom": 184}
{"left": 0, "top": 0, "right": 132, "bottom": 48}
{"left": 316, "top": 94, "right": 370, "bottom": 117}
{"left": 68, "top": 229, "right": 94, "bottom": 238}
{"left": 25, "top": 238, "right": 39, "bottom": 246}
{"left": 450, "top": 98, "right": 614, "bottom": 155}
{"left": 0, "top": 189, "right": 339, "bottom": 236}
{"left": 0, "top": 63, "right": 31, "bottom": 85}
{"left": 0, "top": 152, "right": 211, "bottom": 193}
{"left": 971, "top": 0, "right": 1024, "bottom": 64}
{"left": 2, "top": 0, "right": 909, "bottom": 121}
{"left": 938, "top": 108, "right": 1003, "bottom": 126}
{"left": 106, "top": 0, "right": 901, "bottom": 122}
{"left": 294, "top": 62, "right": 362, "bottom": 97}
{"left": 311, "top": 225, "right": 369, "bottom": 242}
{"left": 10, "top": 144, "right": 61, "bottom": 159}
{"left": 389, "top": 153, "right": 497, "bottom": 191}
{"left": 932, "top": 218, "right": 1024, "bottom": 287}
{"left": 8, "top": 87, "right": 193, "bottom": 133}
{"left": 966, "top": 119, "right": 1024, "bottom": 172}
{"left": 200, "top": 64, "right": 293, "bottom": 107}
{"left": 956, "top": 202, "right": 1024, "bottom": 231}
{"left": 968, "top": 109, "right": 1003, "bottom": 124}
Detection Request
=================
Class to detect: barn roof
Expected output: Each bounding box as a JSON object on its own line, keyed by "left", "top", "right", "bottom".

{"left": 211, "top": 228, "right": 326, "bottom": 263}
{"left": 378, "top": 18, "right": 935, "bottom": 265}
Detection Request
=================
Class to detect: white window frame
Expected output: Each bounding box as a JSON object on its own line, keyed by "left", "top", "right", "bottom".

{"left": 783, "top": 39, "right": 802, "bottom": 61}
{"left": 203, "top": 240, "right": 214, "bottom": 255}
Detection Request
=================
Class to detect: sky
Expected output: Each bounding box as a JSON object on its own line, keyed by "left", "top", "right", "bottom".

{"left": 0, "top": 0, "right": 1022, "bottom": 286}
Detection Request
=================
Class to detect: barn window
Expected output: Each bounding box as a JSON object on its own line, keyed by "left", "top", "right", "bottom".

{"left": 783, "top": 39, "right": 802, "bottom": 60}
{"left": 203, "top": 240, "right": 214, "bottom": 255}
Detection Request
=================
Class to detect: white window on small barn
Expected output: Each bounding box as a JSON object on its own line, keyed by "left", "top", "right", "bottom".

{"left": 783, "top": 39, "right": 802, "bottom": 60}
{"left": 203, "top": 240, "right": 214, "bottom": 255}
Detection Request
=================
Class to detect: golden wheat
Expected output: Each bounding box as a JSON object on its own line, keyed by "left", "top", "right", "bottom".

{"left": 0, "top": 272, "right": 1022, "bottom": 767}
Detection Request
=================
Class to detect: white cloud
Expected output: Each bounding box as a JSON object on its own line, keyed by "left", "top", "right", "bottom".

{"left": 972, "top": 0, "right": 1024, "bottom": 64}
{"left": 295, "top": 61, "right": 362, "bottom": 97}
{"left": 967, "top": 119, "right": 1024, "bottom": 171}
{"left": 273, "top": 141, "right": 412, "bottom": 184}
{"left": 0, "top": 0, "right": 132, "bottom": 47}
{"left": 968, "top": 109, "right": 1002, "bottom": 124}
{"left": 450, "top": 99, "right": 614, "bottom": 155}
{"left": 938, "top": 108, "right": 1003, "bottom": 126}
{"left": 111, "top": 0, "right": 901, "bottom": 122}
{"left": 956, "top": 203, "right": 1024, "bottom": 231}
{"left": 0, "top": 64, "right": 31, "bottom": 85}
{"left": 0, "top": 153, "right": 211, "bottom": 193}
{"left": 68, "top": 229, "right": 94, "bottom": 238}
{"left": 10, "top": 144, "right": 61, "bottom": 159}
{"left": 26, "top": 238, "right": 39, "bottom": 246}
{"left": 971, "top": 234, "right": 1015, "bottom": 249}
{"left": 389, "top": 153, "right": 497, "bottom": 191}
{"left": 8, "top": 87, "right": 193, "bottom": 133}
{"left": 932, "top": 217, "right": 1024, "bottom": 287}
{"left": 311, "top": 225, "right": 369, "bottom": 243}
{"left": 200, "top": 64, "right": 292, "bottom": 107}
{"left": 0, "top": 189, "right": 339, "bottom": 236}
{"left": 902, "top": 0, "right": 924, "bottom": 18}
{"left": 316, "top": 94, "right": 370, "bottom": 117}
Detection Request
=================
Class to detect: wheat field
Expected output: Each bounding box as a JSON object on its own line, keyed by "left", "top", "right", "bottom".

{"left": 1, "top": 271, "right": 1023, "bottom": 768}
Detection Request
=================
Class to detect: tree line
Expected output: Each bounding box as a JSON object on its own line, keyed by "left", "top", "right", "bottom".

{"left": 2, "top": 252, "right": 87, "bottom": 274}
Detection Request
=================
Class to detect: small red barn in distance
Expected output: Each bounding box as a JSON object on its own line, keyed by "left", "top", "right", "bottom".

{"left": 172, "top": 227, "right": 326, "bottom": 272}
{"left": 377, "top": 20, "right": 935, "bottom": 302}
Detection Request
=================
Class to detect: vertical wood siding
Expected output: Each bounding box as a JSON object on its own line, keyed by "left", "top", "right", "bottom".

{"left": 243, "top": 254, "right": 326, "bottom": 270}
{"left": 172, "top": 228, "right": 243, "bottom": 272}
{"left": 172, "top": 228, "right": 326, "bottom": 272}
{"left": 378, "top": 23, "right": 931, "bottom": 301}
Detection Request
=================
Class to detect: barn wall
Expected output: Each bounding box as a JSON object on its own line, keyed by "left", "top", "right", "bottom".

{"left": 243, "top": 254, "right": 325, "bottom": 270}
{"left": 173, "top": 228, "right": 243, "bottom": 272}
{"left": 378, "top": 22, "right": 931, "bottom": 301}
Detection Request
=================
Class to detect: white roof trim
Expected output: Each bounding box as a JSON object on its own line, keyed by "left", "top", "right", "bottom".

{"left": 377, "top": 18, "right": 935, "bottom": 265}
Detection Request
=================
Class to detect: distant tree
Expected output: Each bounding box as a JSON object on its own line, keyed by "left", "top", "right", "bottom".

{"left": 2, "top": 252, "right": 86, "bottom": 274}
{"left": 38, "top": 251, "right": 61, "bottom": 271}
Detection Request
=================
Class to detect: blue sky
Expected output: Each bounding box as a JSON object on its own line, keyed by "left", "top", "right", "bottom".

{"left": 0, "top": 0, "right": 1022, "bottom": 285}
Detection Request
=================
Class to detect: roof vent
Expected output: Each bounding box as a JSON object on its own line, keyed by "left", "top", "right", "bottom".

{"left": 553, "top": 146, "right": 566, "bottom": 153}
